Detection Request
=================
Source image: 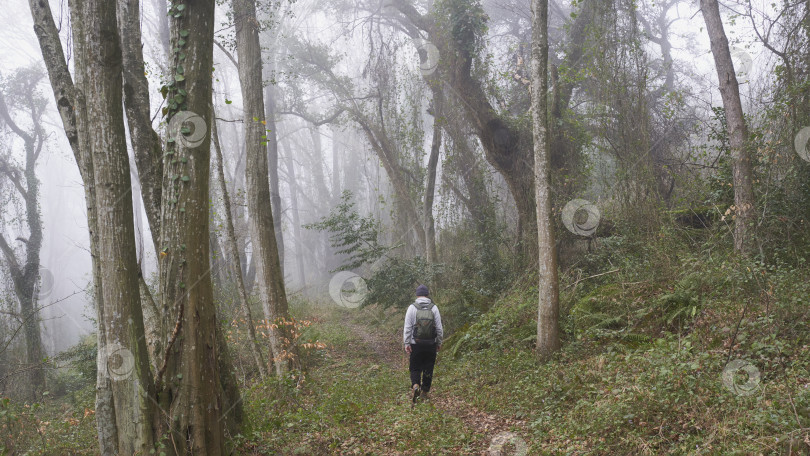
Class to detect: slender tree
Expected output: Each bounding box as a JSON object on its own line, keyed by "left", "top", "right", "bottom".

{"left": 531, "top": 0, "right": 561, "bottom": 359}
{"left": 424, "top": 86, "right": 443, "bottom": 264}
{"left": 700, "top": 0, "right": 756, "bottom": 254}
{"left": 212, "top": 113, "right": 268, "bottom": 378}
{"left": 280, "top": 138, "right": 308, "bottom": 289}
{"left": 118, "top": 0, "right": 164, "bottom": 254}
{"left": 234, "top": 0, "right": 294, "bottom": 376}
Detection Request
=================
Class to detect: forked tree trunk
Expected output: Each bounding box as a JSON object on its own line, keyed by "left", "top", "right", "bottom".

{"left": 26, "top": 0, "right": 119, "bottom": 451}
{"left": 71, "top": 0, "right": 157, "bottom": 452}
{"left": 531, "top": 0, "right": 561, "bottom": 359}
{"left": 234, "top": 0, "right": 294, "bottom": 376}
{"left": 700, "top": 0, "right": 756, "bottom": 254}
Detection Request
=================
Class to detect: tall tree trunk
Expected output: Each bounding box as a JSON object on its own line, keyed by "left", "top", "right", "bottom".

{"left": 331, "top": 126, "right": 341, "bottom": 202}
{"left": 234, "top": 0, "right": 294, "bottom": 377}
{"left": 531, "top": 0, "right": 561, "bottom": 359}
{"left": 72, "top": 0, "right": 157, "bottom": 451}
{"left": 424, "top": 87, "right": 443, "bottom": 264}
{"left": 212, "top": 114, "right": 268, "bottom": 378}
{"left": 263, "top": 75, "right": 285, "bottom": 278}
{"left": 27, "top": 0, "right": 122, "bottom": 451}
{"left": 154, "top": 0, "right": 170, "bottom": 62}
{"left": 700, "top": 0, "right": 756, "bottom": 254}
{"left": 118, "top": 0, "right": 163, "bottom": 253}
{"left": 281, "top": 139, "right": 307, "bottom": 289}
{"left": 156, "top": 0, "right": 227, "bottom": 452}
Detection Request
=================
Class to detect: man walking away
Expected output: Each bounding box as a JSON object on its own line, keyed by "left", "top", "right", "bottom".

{"left": 403, "top": 285, "right": 443, "bottom": 403}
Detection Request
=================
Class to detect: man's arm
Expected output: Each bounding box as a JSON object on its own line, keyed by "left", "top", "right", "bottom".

{"left": 403, "top": 305, "right": 415, "bottom": 347}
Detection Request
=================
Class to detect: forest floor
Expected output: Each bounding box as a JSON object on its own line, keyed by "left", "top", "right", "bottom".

{"left": 5, "top": 259, "right": 810, "bottom": 455}
{"left": 238, "top": 274, "right": 810, "bottom": 455}
{"left": 238, "top": 305, "right": 530, "bottom": 455}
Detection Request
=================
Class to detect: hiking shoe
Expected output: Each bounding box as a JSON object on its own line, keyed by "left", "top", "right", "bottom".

{"left": 411, "top": 384, "right": 421, "bottom": 404}
{"left": 421, "top": 391, "right": 429, "bottom": 402}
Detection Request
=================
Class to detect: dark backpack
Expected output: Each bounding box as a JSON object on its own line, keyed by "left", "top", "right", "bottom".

{"left": 413, "top": 301, "right": 437, "bottom": 343}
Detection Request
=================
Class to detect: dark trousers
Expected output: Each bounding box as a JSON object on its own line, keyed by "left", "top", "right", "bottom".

{"left": 409, "top": 343, "right": 437, "bottom": 392}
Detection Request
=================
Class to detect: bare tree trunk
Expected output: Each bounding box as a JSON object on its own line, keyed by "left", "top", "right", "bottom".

{"left": 234, "top": 0, "right": 294, "bottom": 377}
{"left": 331, "top": 126, "right": 341, "bottom": 202}
{"left": 424, "top": 87, "right": 443, "bottom": 264}
{"left": 700, "top": 0, "right": 756, "bottom": 254}
{"left": 156, "top": 0, "right": 227, "bottom": 452}
{"left": 531, "top": 0, "right": 561, "bottom": 359}
{"left": 27, "top": 0, "right": 121, "bottom": 452}
{"left": 118, "top": 0, "right": 163, "bottom": 252}
{"left": 281, "top": 139, "right": 307, "bottom": 289}
{"left": 71, "top": 0, "right": 157, "bottom": 451}
{"left": 308, "top": 126, "right": 334, "bottom": 205}
{"left": 153, "top": 0, "right": 170, "bottom": 62}
{"left": 264, "top": 76, "right": 285, "bottom": 278}
{"left": 212, "top": 114, "right": 268, "bottom": 378}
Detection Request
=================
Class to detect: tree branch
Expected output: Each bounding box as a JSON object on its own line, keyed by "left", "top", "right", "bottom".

{"left": 277, "top": 107, "right": 346, "bottom": 126}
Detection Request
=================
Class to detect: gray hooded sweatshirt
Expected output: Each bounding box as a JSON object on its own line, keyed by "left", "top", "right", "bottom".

{"left": 403, "top": 297, "right": 443, "bottom": 346}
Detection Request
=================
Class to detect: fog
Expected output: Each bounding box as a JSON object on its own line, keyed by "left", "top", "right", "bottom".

{"left": 1, "top": 0, "right": 808, "bottom": 453}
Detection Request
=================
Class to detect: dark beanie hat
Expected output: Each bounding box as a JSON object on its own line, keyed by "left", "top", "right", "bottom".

{"left": 416, "top": 284, "right": 429, "bottom": 297}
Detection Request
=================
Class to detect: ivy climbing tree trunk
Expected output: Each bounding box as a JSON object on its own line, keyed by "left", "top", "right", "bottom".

{"left": 234, "top": 0, "right": 294, "bottom": 377}
{"left": 531, "top": 0, "right": 561, "bottom": 359}
{"left": 0, "top": 90, "right": 45, "bottom": 400}
{"left": 387, "top": 0, "right": 537, "bottom": 258}
{"left": 156, "top": 0, "right": 227, "bottom": 452}
{"left": 700, "top": 0, "right": 756, "bottom": 255}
